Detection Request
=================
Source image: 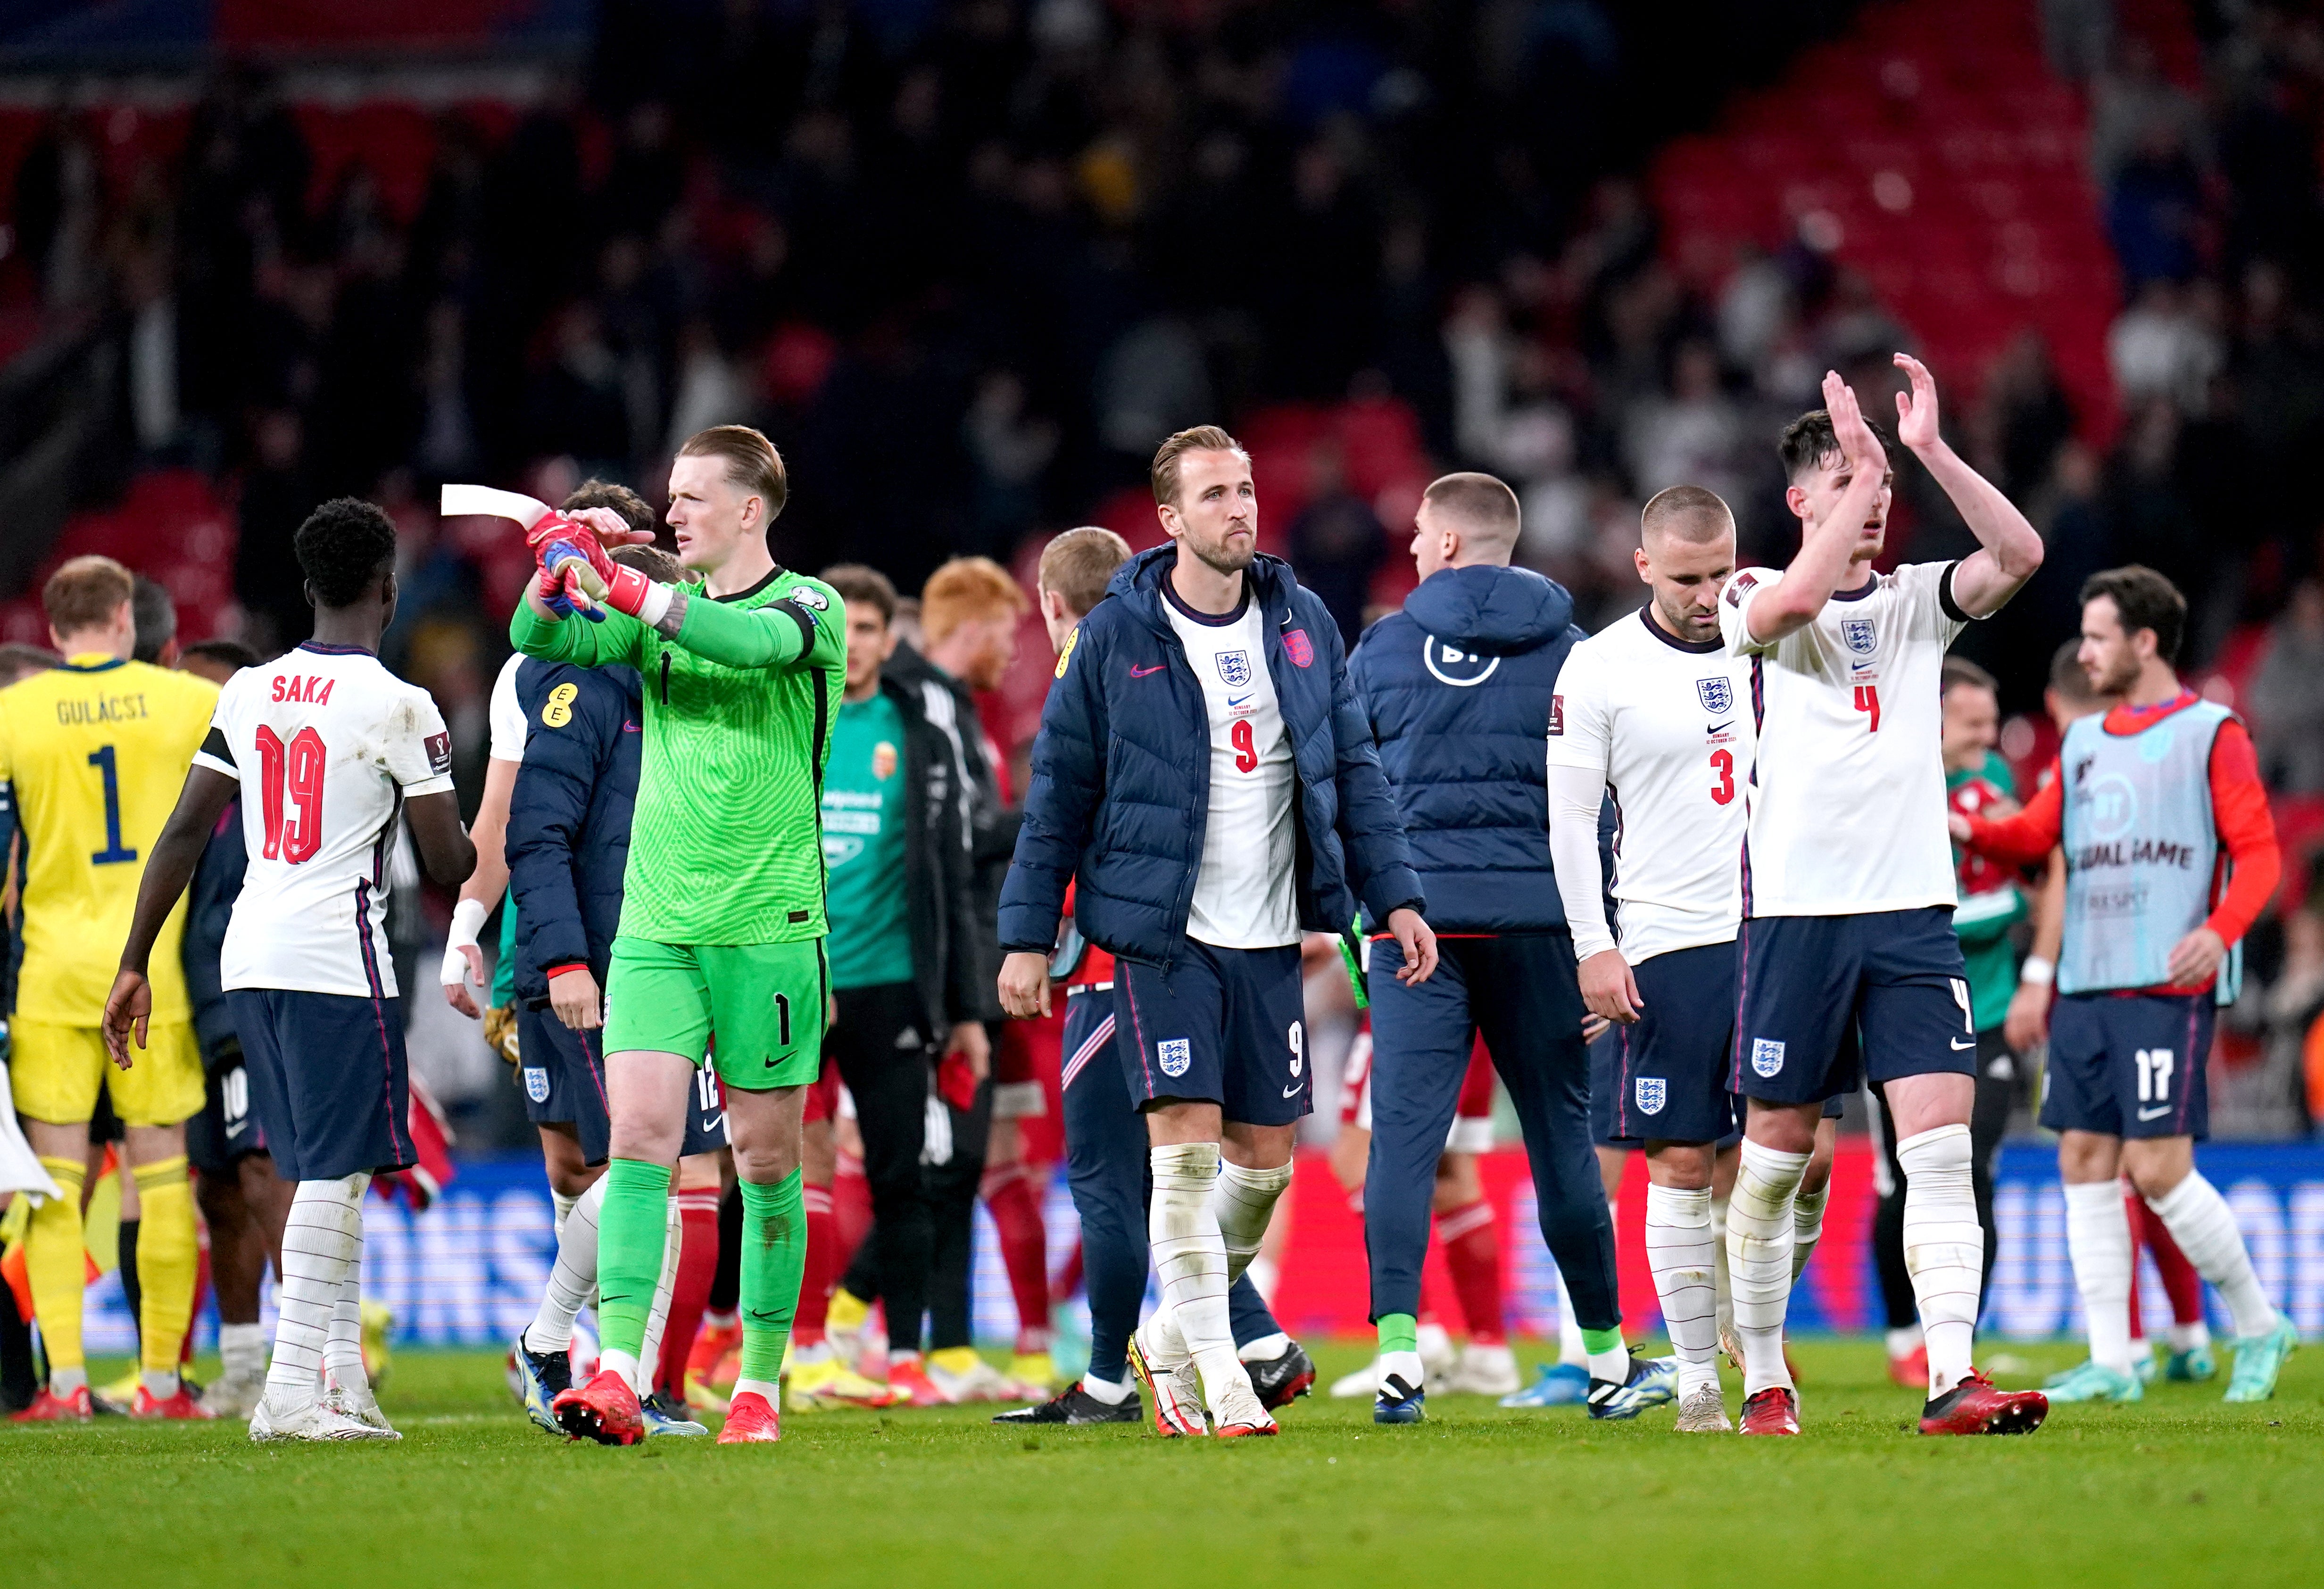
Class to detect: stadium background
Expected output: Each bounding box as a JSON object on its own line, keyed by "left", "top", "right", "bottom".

{"left": 5, "top": 0, "right": 2324, "bottom": 1352}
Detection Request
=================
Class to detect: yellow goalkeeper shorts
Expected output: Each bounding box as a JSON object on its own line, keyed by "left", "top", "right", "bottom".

{"left": 12, "top": 1019, "right": 204, "bottom": 1128}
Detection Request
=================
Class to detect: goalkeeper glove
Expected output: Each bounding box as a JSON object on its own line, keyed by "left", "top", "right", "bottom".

{"left": 541, "top": 540, "right": 671, "bottom": 626}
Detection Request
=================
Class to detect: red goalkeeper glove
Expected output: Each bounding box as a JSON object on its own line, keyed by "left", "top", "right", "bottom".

{"left": 540, "top": 541, "right": 670, "bottom": 626}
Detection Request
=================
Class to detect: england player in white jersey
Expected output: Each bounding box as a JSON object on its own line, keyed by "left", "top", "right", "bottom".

{"left": 107, "top": 498, "right": 475, "bottom": 1441}
{"left": 1717, "top": 361, "right": 2046, "bottom": 1437}
{"left": 1546, "top": 485, "right": 1755, "bottom": 1432}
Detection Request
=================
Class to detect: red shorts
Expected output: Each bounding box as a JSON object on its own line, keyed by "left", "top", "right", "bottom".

{"left": 802, "top": 1052, "right": 842, "bottom": 1126}
{"left": 990, "top": 1014, "right": 1064, "bottom": 1160}
{"left": 1342, "top": 1026, "right": 1495, "bottom": 1151}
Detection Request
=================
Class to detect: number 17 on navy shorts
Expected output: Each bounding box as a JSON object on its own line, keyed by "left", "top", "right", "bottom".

{"left": 1112, "top": 939, "right": 1310, "bottom": 1126}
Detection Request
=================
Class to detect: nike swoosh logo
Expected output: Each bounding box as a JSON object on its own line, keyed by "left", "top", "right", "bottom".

{"left": 1228, "top": 694, "right": 1253, "bottom": 708}
{"left": 1950, "top": 1037, "right": 1976, "bottom": 1050}
{"left": 1707, "top": 720, "right": 1732, "bottom": 735}
{"left": 1283, "top": 1084, "right": 1302, "bottom": 1098}
{"left": 2137, "top": 1105, "right": 2172, "bottom": 1121}
{"left": 763, "top": 1050, "right": 797, "bottom": 1068}
{"left": 1131, "top": 663, "right": 1166, "bottom": 677}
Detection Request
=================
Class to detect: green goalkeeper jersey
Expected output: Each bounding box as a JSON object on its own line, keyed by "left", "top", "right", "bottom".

{"left": 510, "top": 567, "right": 847, "bottom": 945}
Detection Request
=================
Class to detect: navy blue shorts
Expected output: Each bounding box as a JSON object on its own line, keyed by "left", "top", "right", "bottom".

{"left": 518, "top": 1005, "right": 729, "bottom": 1162}
{"left": 228, "top": 988, "right": 413, "bottom": 1183}
{"left": 1596, "top": 943, "right": 1745, "bottom": 1145}
{"left": 1113, "top": 940, "right": 1309, "bottom": 1126}
{"left": 2041, "top": 992, "right": 2214, "bottom": 1141}
{"left": 1733, "top": 908, "right": 1976, "bottom": 1106}
{"left": 186, "top": 1057, "right": 267, "bottom": 1175}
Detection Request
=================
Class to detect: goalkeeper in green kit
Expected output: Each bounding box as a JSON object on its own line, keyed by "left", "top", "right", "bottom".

{"left": 509, "top": 425, "right": 845, "bottom": 1446}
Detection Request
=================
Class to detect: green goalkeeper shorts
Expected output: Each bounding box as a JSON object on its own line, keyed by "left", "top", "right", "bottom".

{"left": 603, "top": 936, "right": 828, "bottom": 1092}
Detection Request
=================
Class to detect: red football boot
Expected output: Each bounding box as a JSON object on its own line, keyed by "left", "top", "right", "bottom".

{"left": 717, "top": 1390, "right": 782, "bottom": 1444}
{"left": 1919, "top": 1371, "right": 2047, "bottom": 1436}
{"left": 1738, "top": 1387, "right": 1800, "bottom": 1435}
{"left": 884, "top": 1359, "right": 949, "bottom": 1409}
{"left": 132, "top": 1384, "right": 216, "bottom": 1420}
{"left": 10, "top": 1385, "right": 94, "bottom": 1423}
{"left": 1887, "top": 1343, "right": 1929, "bottom": 1390}
{"left": 552, "top": 1368, "right": 645, "bottom": 1446}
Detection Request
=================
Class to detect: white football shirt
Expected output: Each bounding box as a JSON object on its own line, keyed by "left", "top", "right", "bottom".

{"left": 1546, "top": 606, "right": 1754, "bottom": 964}
{"left": 193, "top": 642, "right": 456, "bottom": 996}
{"left": 488, "top": 651, "right": 526, "bottom": 764}
{"left": 1718, "top": 559, "right": 1967, "bottom": 917}
{"left": 1163, "top": 583, "right": 1298, "bottom": 949}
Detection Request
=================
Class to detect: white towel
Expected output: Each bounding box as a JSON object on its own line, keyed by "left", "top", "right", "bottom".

{"left": 439, "top": 483, "right": 556, "bottom": 530}
{"left": 0, "top": 1057, "right": 63, "bottom": 1202}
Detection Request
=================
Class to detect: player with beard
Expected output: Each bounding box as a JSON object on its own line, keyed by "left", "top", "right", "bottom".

{"left": 999, "top": 427, "right": 1434, "bottom": 1437}
{"left": 1952, "top": 566, "right": 2293, "bottom": 1403}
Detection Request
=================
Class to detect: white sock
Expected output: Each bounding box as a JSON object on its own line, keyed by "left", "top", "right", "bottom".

{"left": 1378, "top": 1349, "right": 1425, "bottom": 1395}
{"left": 1149, "top": 1143, "right": 1239, "bottom": 1403}
{"left": 1080, "top": 1370, "right": 1133, "bottom": 1405}
{"left": 733, "top": 1375, "right": 777, "bottom": 1403}
{"left": 1246, "top": 1254, "right": 1280, "bottom": 1300}
{"left": 1790, "top": 1182, "right": 1828, "bottom": 1283}
{"left": 1237, "top": 1331, "right": 1291, "bottom": 1364}
{"left": 1554, "top": 1268, "right": 1586, "bottom": 1366}
{"left": 525, "top": 1176, "right": 604, "bottom": 1354}
{"left": 552, "top": 1188, "right": 580, "bottom": 1236}
{"left": 51, "top": 1366, "right": 88, "bottom": 1396}
{"left": 1644, "top": 1183, "right": 1719, "bottom": 1394}
{"left": 636, "top": 1196, "right": 682, "bottom": 1392}
{"left": 2063, "top": 1180, "right": 2136, "bottom": 1374}
{"left": 142, "top": 1368, "right": 181, "bottom": 1399}
{"left": 2170, "top": 1320, "right": 2212, "bottom": 1352}
{"left": 1710, "top": 1193, "right": 1734, "bottom": 1345}
{"left": 1885, "top": 1326, "right": 1921, "bottom": 1359}
{"left": 220, "top": 1321, "right": 268, "bottom": 1379}
{"left": 1726, "top": 1140, "right": 1807, "bottom": 1395}
{"left": 323, "top": 1217, "right": 370, "bottom": 1397}
{"left": 602, "top": 1348, "right": 642, "bottom": 1393}
{"left": 1211, "top": 1160, "right": 1291, "bottom": 1287}
{"left": 1897, "top": 1126, "right": 1983, "bottom": 1398}
{"left": 267, "top": 1175, "right": 366, "bottom": 1399}
{"left": 2147, "top": 1172, "right": 2277, "bottom": 1339}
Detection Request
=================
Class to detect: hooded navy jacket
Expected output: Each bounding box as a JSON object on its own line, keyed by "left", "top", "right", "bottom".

{"left": 506, "top": 659, "right": 639, "bottom": 1003}
{"left": 1347, "top": 563, "right": 1585, "bottom": 933}
{"left": 998, "top": 545, "right": 1424, "bottom": 967}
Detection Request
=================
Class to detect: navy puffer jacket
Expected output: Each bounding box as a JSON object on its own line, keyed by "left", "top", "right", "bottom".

{"left": 998, "top": 545, "right": 1424, "bottom": 967}
{"left": 1348, "top": 563, "right": 1585, "bottom": 932}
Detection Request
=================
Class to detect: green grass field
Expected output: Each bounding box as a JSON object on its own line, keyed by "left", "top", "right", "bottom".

{"left": 8, "top": 1338, "right": 2319, "bottom": 1589}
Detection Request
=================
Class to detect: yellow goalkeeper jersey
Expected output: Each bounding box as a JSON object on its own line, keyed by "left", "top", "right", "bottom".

{"left": 0, "top": 653, "right": 218, "bottom": 1024}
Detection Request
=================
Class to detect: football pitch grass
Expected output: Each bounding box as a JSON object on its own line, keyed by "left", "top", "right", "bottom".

{"left": 8, "top": 1338, "right": 2318, "bottom": 1589}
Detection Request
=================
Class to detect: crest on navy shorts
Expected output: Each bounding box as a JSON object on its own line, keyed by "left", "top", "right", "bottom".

{"left": 1158, "top": 1038, "right": 1193, "bottom": 1079}
{"left": 1751, "top": 1038, "right": 1785, "bottom": 1078}
{"left": 1216, "top": 649, "right": 1253, "bottom": 688}
{"left": 1842, "top": 618, "right": 1877, "bottom": 656}
{"left": 1695, "top": 677, "right": 1733, "bottom": 715}
{"left": 1635, "top": 1076, "right": 1667, "bottom": 1116}
{"left": 523, "top": 1066, "right": 551, "bottom": 1103}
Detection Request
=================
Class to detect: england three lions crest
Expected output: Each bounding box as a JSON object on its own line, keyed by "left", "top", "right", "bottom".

{"left": 1842, "top": 617, "right": 1877, "bottom": 656}
{"left": 1216, "top": 649, "right": 1253, "bottom": 687}
{"left": 1695, "top": 677, "right": 1733, "bottom": 715}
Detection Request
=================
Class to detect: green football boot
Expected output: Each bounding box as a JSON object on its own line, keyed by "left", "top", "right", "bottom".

{"left": 2042, "top": 1358, "right": 2143, "bottom": 1402}
{"left": 2223, "top": 1315, "right": 2299, "bottom": 1403}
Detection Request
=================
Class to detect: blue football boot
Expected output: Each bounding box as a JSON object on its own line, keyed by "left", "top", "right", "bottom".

{"left": 1586, "top": 1354, "right": 1681, "bottom": 1421}
{"left": 510, "top": 1335, "right": 571, "bottom": 1435}
{"left": 1373, "top": 1370, "right": 1426, "bottom": 1425}
{"left": 1499, "top": 1361, "right": 1589, "bottom": 1408}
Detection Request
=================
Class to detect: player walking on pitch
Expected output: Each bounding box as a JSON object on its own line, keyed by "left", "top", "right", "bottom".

{"left": 499, "top": 424, "right": 847, "bottom": 1446}
{"left": 1720, "top": 359, "right": 2048, "bottom": 1436}
{"left": 997, "top": 426, "right": 1434, "bottom": 1437}
{"left": 1546, "top": 484, "right": 1759, "bottom": 1432}
{"left": 106, "top": 500, "right": 476, "bottom": 1440}
{"left": 1953, "top": 565, "right": 2294, "bottom": 1402}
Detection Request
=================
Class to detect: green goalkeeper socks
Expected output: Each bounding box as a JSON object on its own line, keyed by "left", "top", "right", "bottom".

{"left": 597, "top": 1158, "right": 673, "bottom": 1363}
{"left": 737, "top": 1169, "right": 807, "bottom": 1389}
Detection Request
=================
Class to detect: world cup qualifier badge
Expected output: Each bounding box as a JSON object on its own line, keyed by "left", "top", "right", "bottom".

{"left": 1751, "top": 1038, "right": 1786, "bottom": 1077}
{"left": 1696, "top": 677, "right": 1733, "bottom": 715}
{"left": 1158, "top": 1038, "right": 1193, "bottom": 1079}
